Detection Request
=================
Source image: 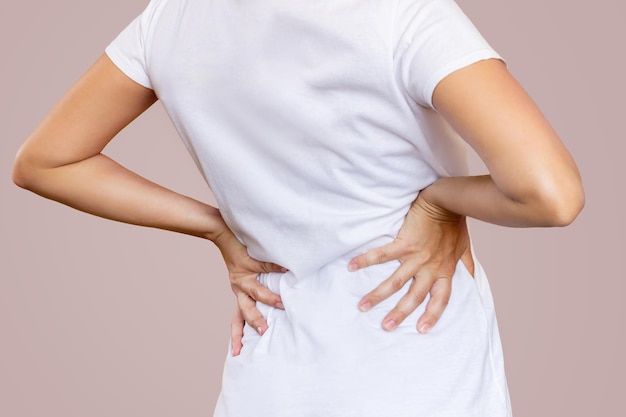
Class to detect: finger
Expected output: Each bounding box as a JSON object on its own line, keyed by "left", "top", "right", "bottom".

{"left": 348, "top": 241, "right": 404, "bottom": 271}
{"left": 416, "top": 276, "right": 452, "bottom": 334}
{"left": 237, "top": 291, "right": 268, "bottom": 335}
{"left": 258, "top": 260, "right": 289, "bottom": 274}
{"left": 381, "top": 271, "right": 435, "bottom": 331}
{"left": 242, "top": 278, "right": 284, "bottom": 309}
{"left": 357, "top": 262, "right": 417, "bottom": 311}
{"left": 230, "top": 308, "right": 245, "bottom": 356}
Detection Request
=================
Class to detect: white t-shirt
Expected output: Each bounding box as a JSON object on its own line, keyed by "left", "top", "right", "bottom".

{"left": 106, "top": 1, "right": 512, "bottom": 416}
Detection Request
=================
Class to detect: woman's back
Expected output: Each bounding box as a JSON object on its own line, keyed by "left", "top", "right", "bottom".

{"left": 107, "top": 0, "right": 495, "bottom": 274}
{"left": 104, "top": 0, "right": 512, "bottom": 415}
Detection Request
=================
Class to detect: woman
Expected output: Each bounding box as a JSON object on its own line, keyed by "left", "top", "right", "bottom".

{"left": 12, "top": 0, "right": 584, "bottom": 416}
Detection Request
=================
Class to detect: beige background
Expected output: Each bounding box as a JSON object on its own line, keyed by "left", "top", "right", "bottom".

{"left": 1, "top": 0, "right": 623, "bottom": 416}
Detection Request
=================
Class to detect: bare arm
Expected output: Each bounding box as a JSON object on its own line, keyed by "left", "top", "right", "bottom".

{"left": 12, "top": 53, "right": 228, "bottom": 240}
{"left": 12, "top": 54, "right": 285, "bottom": 345}
{"left": 349, "top": 58, "right": 585, "bottom": 334}
{"left": 423, "top": 58, "right": 584, "bottom": 227}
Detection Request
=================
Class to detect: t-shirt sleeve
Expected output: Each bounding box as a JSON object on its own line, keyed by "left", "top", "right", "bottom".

{"left": 395, "top": 0, "right": 507, "bottom": 111}
{"left": 104, "top": 0, "right": 164, "bottom": 90}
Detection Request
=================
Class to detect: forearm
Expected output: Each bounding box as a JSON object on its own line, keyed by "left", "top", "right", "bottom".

{"left": 13, "top": 152, "right": 227, "bottom": 241}
{"left": 419, "top": 174, "right": 578, "bottom": 227}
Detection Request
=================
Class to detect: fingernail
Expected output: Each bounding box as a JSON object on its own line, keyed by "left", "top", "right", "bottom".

{"left": 419, "top": 323, "right": 431, "bottom": 334}
{"left": 348, "top": 262, "right": 358, "bottom": 272}
{"left": 359, "top": 301, "right": 371, "bottom": 312}
{"left": 275, "top": 302, "right": 285, "bottom": 309}
{"left": 383, "top": 319, "right": 397, "bottom": 330}
{"left": 281, "top": 267, "right": 289, "bottom": 273}
{"left": 257, "top": 326, "right": 263, "bottom": 335}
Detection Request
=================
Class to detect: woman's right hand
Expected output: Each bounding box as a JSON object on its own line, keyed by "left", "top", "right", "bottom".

{"left": 212, "top": 224, "right": 287, "bottom": 356}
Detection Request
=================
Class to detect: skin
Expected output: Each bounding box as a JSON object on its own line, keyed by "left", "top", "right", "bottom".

{"left": 345, "top": 58, "right": 585, "bottom": 336}
{"left": 12, "top": 54, "right": 584, "bottom": 357}
{"left": 11, "top": 53, "right": 287, "bottom": 344}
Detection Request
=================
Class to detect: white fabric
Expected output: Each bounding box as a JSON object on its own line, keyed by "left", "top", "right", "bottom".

{"left": 105, "top": 0, "right": 512, "bottom": 416}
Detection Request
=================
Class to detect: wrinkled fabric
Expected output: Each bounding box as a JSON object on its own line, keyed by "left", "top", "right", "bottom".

{"left": 105, "top": 1, "right": 512, "bottom": 415}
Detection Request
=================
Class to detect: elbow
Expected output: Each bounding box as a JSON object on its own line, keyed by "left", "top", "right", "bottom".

{"left": 12, "top": 146, "right": 40, "bottom": 190}
{"left": 540, "top": 189, "right": 585, "bottom": 227}
{"left": 532, "top": 174, "right": 586, "bottom": 227}
{"left": 12, "top": 153, "right": 30, "bottom": 189}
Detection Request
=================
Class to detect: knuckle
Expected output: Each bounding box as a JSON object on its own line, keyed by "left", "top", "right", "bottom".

{"left": 245, "top": 317, "right": 257, "bottom": 328}
{"left": 256, "top": 287, "right": 271, "bottom": 302}
{"left": 236, "top": 290, "right": 248, "bottom": 303}
{"left": 410, "top": 288, "right": 428, "bottom": 303}
{"left": 390, "top": 276, "right": 406, "bottom": 292}
{"left": 248, "top": 286, "right": 259, "bottom": 301}
{"left": 416, "top": 251, "right": 432, "bottom": 265}
{"left": 393, "top": 308, "right": 410, "bottom": 320}
{"left": 375, "top": 250, "right": 388, "bottom": 264}
{"left": 405, "top": 241, "right": 420, "bottom": 254}
{"left": 440, "top": 263, "right": 456, "bottom": 278}
{"left": 245, "top": 300, "right": 261, "bottom": 313}
{"left": 367, "top": 291, "right": 385, "bottom": 305}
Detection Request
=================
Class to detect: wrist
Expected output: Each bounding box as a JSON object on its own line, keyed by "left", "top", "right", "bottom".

{"left": 201, "top": 207, "right": 231, "bottom": 243}
{"left": 414, "top": 180, "right": 463, "bottom": 223}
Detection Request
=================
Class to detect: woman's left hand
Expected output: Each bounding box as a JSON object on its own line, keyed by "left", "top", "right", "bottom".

{"left": 347, "top": 189, "right": 474, "bottom": 334}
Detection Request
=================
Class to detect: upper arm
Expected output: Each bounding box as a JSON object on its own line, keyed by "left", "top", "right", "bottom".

{"left": 431, "top": 58, "right": 584, "bottom": 209}
{"left": 14, "top": 53, "right": 157, "bottom": 175}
